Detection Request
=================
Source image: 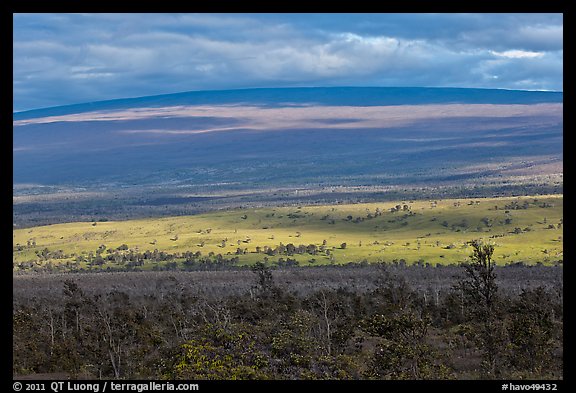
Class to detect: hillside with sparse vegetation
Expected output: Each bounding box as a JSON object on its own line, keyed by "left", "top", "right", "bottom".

{"left": 13, "top": 195, "right": 562, "bottom": 273}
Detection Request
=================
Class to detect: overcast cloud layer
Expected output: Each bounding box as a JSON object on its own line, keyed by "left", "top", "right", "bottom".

{"left": 13, "top": 13, "right": 563, "bottom": 112}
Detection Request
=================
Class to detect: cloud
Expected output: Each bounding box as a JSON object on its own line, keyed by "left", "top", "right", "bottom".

{"left": 491, "top": 50, "right": 544, "bottom": 59}
{"left": 13, "top": 13, "right": 563, "bottom": 111}
{"left": 472, "top": 51, "right": 563, "bottom": 91}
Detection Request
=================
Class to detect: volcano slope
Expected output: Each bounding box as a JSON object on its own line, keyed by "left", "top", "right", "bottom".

{"left": 13, "top": 87, "right": 563, "bottom": 227}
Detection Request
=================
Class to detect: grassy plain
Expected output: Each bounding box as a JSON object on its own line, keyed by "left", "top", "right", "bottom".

{"left": 13, "top": 194, "right": 563, "bottom": 270}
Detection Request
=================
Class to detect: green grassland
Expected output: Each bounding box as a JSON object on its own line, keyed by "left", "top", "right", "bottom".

{"left": 13, "top": 195, "right": 563, "bottom": 271}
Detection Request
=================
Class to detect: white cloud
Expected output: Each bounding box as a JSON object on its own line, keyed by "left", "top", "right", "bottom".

{"left": 13, "top": 13, "right": 563, "bottom": 111}
{"left": 491, "top": 50, "right": 544, "bottom": 59}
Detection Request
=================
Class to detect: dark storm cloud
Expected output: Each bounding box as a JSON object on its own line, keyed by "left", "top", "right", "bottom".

{"left": 13, "top": 13, "right": 563, "bottom": 111}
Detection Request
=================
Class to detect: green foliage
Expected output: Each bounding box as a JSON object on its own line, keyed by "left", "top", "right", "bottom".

{"left": 505, "top": 287, "right": 559, "bottom": 375}
{"left": 165, "top": 326, "right": 269, "bottom": 380}
{"left": 461, "top": 240, "right": 498, "bottom": 318}
{"left": 360, "top": 312, "right": 452, "bottom": 379}
{"left": 251, "top": 261, "right": 275, "bottom": 297}
{"left": 271, "top": 310, "right": 317, "bottom": 372}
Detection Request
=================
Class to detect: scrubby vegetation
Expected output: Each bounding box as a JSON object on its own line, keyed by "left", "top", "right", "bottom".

{"left": 13, "top": 242, "right": 563, "bottom": 380}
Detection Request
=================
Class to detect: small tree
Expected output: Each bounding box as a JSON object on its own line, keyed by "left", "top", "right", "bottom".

{"left": 251, "top": 262, "right": 275, "bottom": 298}
{"left": 506, "top": 287, "right": 559, "bottom": 375}
{"left": 459, "top": 240, "right": 505, "bottom": 378}
{"left": 462, "top": 240, "right": 497, "bottom": 315}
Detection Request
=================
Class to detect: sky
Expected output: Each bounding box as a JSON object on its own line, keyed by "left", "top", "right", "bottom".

{"left": 13, "top": 13, "right": 563, "bottom": 112}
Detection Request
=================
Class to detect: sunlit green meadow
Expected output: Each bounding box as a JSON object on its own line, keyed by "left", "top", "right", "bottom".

{"left": 13, "top": 195, "right": 563, "bottom": 270}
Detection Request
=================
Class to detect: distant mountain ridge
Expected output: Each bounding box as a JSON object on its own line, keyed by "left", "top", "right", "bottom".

{"left": 13, "top": 86, "right": 563, "bottom": 226}
{"left": 14, "top": 86, "right": 563, "bottom": 121}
